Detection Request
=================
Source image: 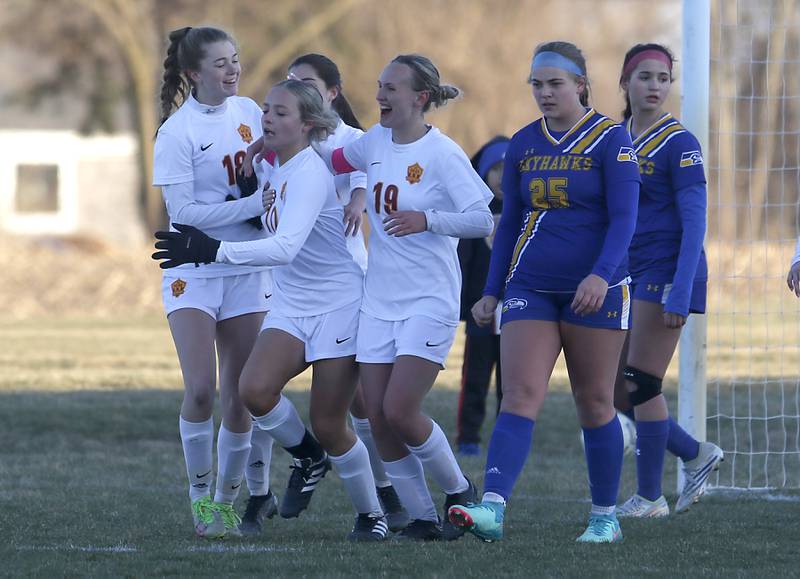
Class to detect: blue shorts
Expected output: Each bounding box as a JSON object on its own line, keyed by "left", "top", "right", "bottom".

{"left": 500, "top": 283, "right": 631, "bottom": 330}
{"left": 632, "top": 280, "right": 707, "bottom": 314}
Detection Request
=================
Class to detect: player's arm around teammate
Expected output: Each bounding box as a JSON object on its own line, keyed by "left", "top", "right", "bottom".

{"left": 153, "top": 27, "right": 274, "bottom": 540}
{"left": 611, "top": 44, "right": 723, "bottom": 518}
{"left": 319, "top": 54, "right": 494, "bottom": 541}
{"left": 450, "top": 42, "right": 640, "bottom": 544}
{"left": 154, "top": 79, "right": 391, "bottom": 542}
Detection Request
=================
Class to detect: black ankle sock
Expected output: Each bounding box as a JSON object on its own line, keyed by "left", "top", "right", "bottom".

{"left": 285, "top": 430, "right": 325, "bottom": 462}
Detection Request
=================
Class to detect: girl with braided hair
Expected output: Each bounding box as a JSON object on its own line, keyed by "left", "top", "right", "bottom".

{"left": 153, "top": 26, "right": 274, "bottom": 539}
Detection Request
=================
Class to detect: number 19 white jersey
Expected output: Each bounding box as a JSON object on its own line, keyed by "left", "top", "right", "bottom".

{"left": 341, "top": 125, "right": 493, "bottom": 325}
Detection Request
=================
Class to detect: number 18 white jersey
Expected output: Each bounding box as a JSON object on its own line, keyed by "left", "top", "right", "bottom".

{"left": 153, "top": 94, "right": 267, "bottom": 278}
{"left": 341, "top": 125, "right": 492, "bottom": 325}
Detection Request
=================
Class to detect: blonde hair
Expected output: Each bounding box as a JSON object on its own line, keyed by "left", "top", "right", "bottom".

{"left": 274, "top": 79, "right": 339, "bottom": 142}
{"left": 392, "top": 54, "right": 460, "bottom": 112}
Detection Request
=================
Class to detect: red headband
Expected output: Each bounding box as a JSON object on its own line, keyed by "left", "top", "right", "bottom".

{"left": 622, "top": 49, "right": 672, "bottom": 79}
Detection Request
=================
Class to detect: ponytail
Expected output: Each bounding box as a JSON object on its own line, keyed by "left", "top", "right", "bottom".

{"left": 331, "top": 93, "right": 363, "bottom": 131}
{"left": 158, "top": 27, "right": 192, "bottom": 129}
{"left": 391, "top": 54, "right": 460, "bottom": 112}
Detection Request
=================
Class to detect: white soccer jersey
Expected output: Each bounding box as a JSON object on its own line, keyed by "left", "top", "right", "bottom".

{"left": 327, "top": 120, "right": 368, "bottom": 270}
{"left": 341, "top": 125, "right": 493, "bottom": 325}
{"left": 153, "top": 94, "right": 268, "bottom": 278}
{"left": 216, "top": 146, "right": 363, "bottom": 317}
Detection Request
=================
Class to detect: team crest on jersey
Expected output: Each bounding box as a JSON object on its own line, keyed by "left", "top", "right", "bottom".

{"left": 679, "top": 150, "right": 703, "bottom": 167}
{"left": 617, "top": 147, "right": 638, "bottom": 163}
{"left": 280, "top": 182, "right": 287, "bottom": 201}
{"left": 171, "top": 278, "right": 186, "bottom": 298}
{"left": 502, "top": 297, "right": 528, "bottom": 312}
{"left": 238, "top": 123, "right": 253, "bottom": 144}
{"left": 406, "top": 162, "right": 424, "bottom": 184}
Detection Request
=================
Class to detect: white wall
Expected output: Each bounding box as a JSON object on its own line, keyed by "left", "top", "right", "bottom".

{"left": 0, "top": 130, "right": 145, "bottom": 246}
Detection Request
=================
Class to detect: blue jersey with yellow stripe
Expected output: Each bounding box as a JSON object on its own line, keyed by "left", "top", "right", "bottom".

{"left": 627, "top": 113, "right": 708, "bottom": 284}
{"left": 484, "top": 109, "right": 641, "bottom": 296}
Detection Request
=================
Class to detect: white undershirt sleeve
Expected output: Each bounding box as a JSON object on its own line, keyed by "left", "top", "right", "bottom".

{"left": 424, "top": 200, "right": 493, "bottom": 239}
{"left": 215, "top": 176, "right": 327, "bottom": 267}
{"left": 163, "top": 181, "right": 265, "bottom": 228}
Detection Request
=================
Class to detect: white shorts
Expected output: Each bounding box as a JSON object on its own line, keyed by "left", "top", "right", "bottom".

{"left": 162, "top": 272, "right": 270, "bottom": 321}
{"left": 356, "top": 312, "right": 457, "bottom": 367}
{"left": 261, "top": 300, "right": 360, "bottom": 362}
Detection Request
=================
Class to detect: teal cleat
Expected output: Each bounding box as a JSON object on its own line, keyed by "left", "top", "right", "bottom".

{"left": 576, "top": 513, "right": 623, "bottom": 543}
{"left": 447, "top": 501, "right": 505, "bottom": 543}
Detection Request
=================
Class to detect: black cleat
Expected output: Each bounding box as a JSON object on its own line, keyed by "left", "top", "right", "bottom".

{"left": 239, "top": 491, "right": 278, "bottom": 535}
{"left": 392, "top": 518, "right": 443, "bottom": 542}
{"left": 377, "top": 485, "right": 410, "bottom": 532}
{"left": 347, "top": 514, "right": 389, "bottom": 542}
{"left": 442, "top": 478, "right": 477, "bottom": 541}
{"left": 279, "top": 455, "right": 331, "bottom": 518}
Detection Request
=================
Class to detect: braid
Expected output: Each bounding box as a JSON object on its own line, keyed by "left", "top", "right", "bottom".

{"left": 158, "top": 27, "right": 192, "bottom": 128}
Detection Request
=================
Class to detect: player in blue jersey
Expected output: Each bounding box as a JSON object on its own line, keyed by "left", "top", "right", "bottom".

{"left": 612, "top": 44, "right": 723, "bottom": 518}
{"left": 447, "top": 41, "right": 640, "bottom": 543}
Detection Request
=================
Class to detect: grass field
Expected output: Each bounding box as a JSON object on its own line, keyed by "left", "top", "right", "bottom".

{"left": 2, "top": 317, "right": 799, "bottom": 577}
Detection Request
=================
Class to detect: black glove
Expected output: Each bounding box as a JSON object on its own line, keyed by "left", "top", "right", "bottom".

{"left": 152, "top": 223, "right": 221, "bottom": 269}
{"left": 236, "top": 168, "right": 259, "bottom": 198}
{"left": 226, "top": 194, "right": 263, "bottom": 230}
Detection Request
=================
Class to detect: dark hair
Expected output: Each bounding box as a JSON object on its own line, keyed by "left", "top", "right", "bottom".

{"left": 619, "top": 43, "right": 675, "bottom": 119}
{"left": 533, "top": 41, "right": 590, "bottom": 107}
{"left": 289, "top": 53, "right": 363, "bottom": 131}
{"left": 158, "top": 26, "right": 234, "bottom": 128}
{"left": 391, "top": 54, "right": 460, "bottom": 113}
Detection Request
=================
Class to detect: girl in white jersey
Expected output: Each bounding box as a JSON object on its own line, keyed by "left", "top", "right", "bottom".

{"left": 240, "top": 53, "right": 409, "bottom": 533}
{"left": 322, "top": 54, "right": 494, "bottom": 541}
{"left": 153, "top": 79, "right": 390, "bottom": 542}
{"left": 152, "top": 27, "right": 273, "bottom": 539}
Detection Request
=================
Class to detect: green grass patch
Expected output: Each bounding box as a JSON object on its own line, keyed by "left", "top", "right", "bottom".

{"left": 1, "top": 318, "right": 798, "bottom": 575}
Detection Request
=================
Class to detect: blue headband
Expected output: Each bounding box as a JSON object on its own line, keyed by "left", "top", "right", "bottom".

{"left": 531, "top": 51, "right": 584, "bottom": 77}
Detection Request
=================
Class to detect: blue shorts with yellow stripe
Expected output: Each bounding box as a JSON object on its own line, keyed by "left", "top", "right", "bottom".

{"left": 632, "top": 279, "right": 707, "bottom": 314}
{"left": 500, "top": 282, "right": 631, "bottom": 330}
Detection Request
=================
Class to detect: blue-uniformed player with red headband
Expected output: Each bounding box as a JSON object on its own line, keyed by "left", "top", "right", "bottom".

{"left": 613, "top": 43, "right": 723, "bottom": 520}
{"left": 448, "top": 41, "right": 641, "bottom": 544}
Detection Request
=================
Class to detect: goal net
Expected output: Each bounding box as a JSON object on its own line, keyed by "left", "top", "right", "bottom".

{"left": 700, "top": 0, "right": 800, "bottom": 490}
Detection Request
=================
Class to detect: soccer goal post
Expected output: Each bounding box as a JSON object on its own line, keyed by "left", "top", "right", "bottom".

{"left": 681, "top": 0, "right": 800, "bottom": 491}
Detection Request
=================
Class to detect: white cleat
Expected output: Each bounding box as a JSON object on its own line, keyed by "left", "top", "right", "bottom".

{"left": 617, "top": 494, "right": 669, "bottom": 518}
{"left": 675, "top": 441, "right": 724, "bottom": 513}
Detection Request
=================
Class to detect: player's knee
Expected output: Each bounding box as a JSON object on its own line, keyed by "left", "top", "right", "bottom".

{"left": 184, "top": 383, "right": 215, "bottom": 413}
{"left": 572, "top": 389, "right": 613, "bottom": 423}
{"left": 499, "top": 382, "right": 542, "bottom": 416}
{"left": 238, "top": 376, "right": 279, "bottom": 415}
{"left": 624, "top": 366, "right": 663, "bottom": 406}
{"left": 382, "top": 400, "right": 414, "bottom": 435}
{"left": 310, "top": 416, "right": 345, "bottom": 450}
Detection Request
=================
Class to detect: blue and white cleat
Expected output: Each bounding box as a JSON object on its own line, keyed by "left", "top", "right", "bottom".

{"left": 617, "top": 494, "right": 669, "bottom": 518}
{"left": 576, "top": 513, "right": 623, "bottom": 543}
{"left": 676, "top": 441, "right": 724, "bottom": 513}
{"left": 447, "top": 501, "right": 505, "bottom": 543}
